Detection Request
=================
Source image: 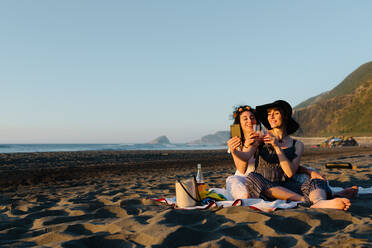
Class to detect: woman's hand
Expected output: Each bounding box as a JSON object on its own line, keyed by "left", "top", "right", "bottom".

{"left": 227, "top": 137, "right": 241, "bottom": 152}
{"left": 244, "top": 132, "right": 260, "bottom": 148}
{"left": 262, "top": 132, "right": 280, "bottom": 147}
{"left": 309, "top": 170, "right": 327, "bottom": 181}
{"left": 242, "top": 125, "right": 253, "bottom": 139}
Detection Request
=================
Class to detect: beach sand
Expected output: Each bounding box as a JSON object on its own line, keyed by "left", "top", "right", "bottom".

{"left": 0, "top": 147, "right": 371, "bottom": 247}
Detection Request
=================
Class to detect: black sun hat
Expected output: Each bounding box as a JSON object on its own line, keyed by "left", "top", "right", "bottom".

{"left": 255, "top": 100, "right": 299, "bottom": 135}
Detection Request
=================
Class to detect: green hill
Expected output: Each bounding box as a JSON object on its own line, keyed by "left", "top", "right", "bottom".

{"left": 326, "top": 62, "right": 372, "bottom": 100}
{"left": 295, "top": 91, "right": 328, "bottom": 109}
{"left": 293, "top": 62, "right": 372, "bottom": 137}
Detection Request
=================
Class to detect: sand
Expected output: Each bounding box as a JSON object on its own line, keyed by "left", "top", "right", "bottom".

{"left": 0, "top": 147, "right": 371, "bottom": 247}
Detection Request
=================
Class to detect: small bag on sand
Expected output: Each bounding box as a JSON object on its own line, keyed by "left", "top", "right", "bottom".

{"left": 325, "top": 162, "right": 355, "bottom": 169}
{"left": 175, "top": 176, "right": 201, "bottom": 208}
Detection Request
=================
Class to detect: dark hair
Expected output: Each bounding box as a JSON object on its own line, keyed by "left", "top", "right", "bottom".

{"left": 231, "top": 105, "right": 258, "bottom": 142}
{"left": 256, "top": 100, "right": 299, "bottom": 135}
{"left": 267, "top": 106, "right": 289, "bottom": 134}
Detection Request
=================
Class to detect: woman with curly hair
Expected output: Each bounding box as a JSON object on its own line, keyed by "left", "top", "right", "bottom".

{"left": 226, "top": 105, "right": 308, "bottom": 201}
{"left": 230, "top": 100, "right": 352, "bottom": 210}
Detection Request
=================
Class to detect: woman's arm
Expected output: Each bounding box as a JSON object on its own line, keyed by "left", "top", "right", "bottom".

{"left": 233, "top": 143, "right": 259, "bottom": 164}
{"left": 298, "top": 165, "right": 327, "bottom": 180}
{"left": 227, "top": 137, "right": 249, "bottom": 174}
{"left": 230, "top": 144, "right": 251, "bottom": 175}
{"left": 287, "top": 140, "right": 304, "bottom": 177}
{"left": 264, "top": 133, "right": 304, "bottom": 178}
{"left": 297, "top": 165, "right": 308, "bottom": 174}
{"left": 228, "top": 133, "right": 259, "bottom": 167}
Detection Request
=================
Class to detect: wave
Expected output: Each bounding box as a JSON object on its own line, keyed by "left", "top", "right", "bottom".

{"left": 0, "top": 145, "right": 12, "bottom": 148}
{"left": 0, "top": 143, "right": 227, "bottom": 154}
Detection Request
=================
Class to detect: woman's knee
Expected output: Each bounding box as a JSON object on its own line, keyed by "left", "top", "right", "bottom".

{"left": 310, "top": 179, "right": 332, "bottom": 199}
{"left": 232, "top": 191, "right": 249, "bottom": 199}
{"left": 226, "top": 176, "right": 249, "bottom": 200}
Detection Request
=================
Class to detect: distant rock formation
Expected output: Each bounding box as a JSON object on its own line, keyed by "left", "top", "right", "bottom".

{"left": 147, "top": 135, "right": 171, "bottom": 144}
{"left": 189, "top": 131, "right": 229, "bottom": 145}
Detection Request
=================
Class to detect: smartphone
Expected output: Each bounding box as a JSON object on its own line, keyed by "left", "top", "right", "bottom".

{"left": 230, "top": 124, "right": 242, "bottom": 139}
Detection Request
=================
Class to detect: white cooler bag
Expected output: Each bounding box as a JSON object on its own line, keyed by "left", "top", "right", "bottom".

{"left": 175, "top": 176, "right": 201, "bottom": 208}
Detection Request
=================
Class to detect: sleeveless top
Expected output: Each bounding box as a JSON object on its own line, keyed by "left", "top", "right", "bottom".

{"left": 254, "top": 139, "right": 297, "bottom": 183}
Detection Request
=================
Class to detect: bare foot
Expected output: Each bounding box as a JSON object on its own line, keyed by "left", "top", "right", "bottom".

{"left": 333, "top": 186, "right": 358, "bottom": 199}
{"left": 310, "top": 198, "right": 351, "bottom": 211}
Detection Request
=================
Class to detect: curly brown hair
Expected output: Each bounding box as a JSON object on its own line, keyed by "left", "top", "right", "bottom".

{"left": 232, "top": 105, "right": 256, "bottom": 124}
{"left": 231, "top": 105, "right": 259, "bottom": 143}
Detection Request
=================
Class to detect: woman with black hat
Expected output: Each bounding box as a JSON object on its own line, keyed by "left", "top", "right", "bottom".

{"left": 226, "top": 105, "right": 308, "bottom": 201}
{"left": 230, "top": 100, "right": 351, "bottom": 210}
{"left": 226, "top": 104, "right": 325, "bottom": 202}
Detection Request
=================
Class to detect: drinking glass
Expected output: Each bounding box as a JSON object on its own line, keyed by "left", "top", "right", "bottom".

{"left": 261, "top": 125, "right": 268, "bottom": 138}
{"left": 253, "top": 124, "right": 262, "bottom": 140}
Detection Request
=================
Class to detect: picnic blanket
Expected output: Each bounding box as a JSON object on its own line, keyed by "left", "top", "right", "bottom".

{"left": 152, "top": 186, "right": 372, "bottom": 212}
{"left": 152, "top": 188, "right": 300, "bottom": 212}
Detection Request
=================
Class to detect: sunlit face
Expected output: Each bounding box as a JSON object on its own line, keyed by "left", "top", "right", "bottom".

{"left": 239, "top": 111, "right": 257, "bottom": 133}
{"left": 267, "top": 108, "right": 283, "bottom": 129}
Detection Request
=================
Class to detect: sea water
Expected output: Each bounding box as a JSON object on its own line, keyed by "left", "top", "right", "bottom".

{"left": 0, "top": 143, "right": 227, "bottom": 154}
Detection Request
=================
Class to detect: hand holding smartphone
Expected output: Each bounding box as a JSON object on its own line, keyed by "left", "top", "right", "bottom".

{"left": 228, "top": 124, "right": 242, "bottom": 152}
{"left": 230, "top": 124, "right": 242, "bottom": 139}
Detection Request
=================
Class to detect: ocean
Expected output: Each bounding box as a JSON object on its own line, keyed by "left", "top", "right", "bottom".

{"left": 0, "top": 143, "right": 227, "bottom": 154}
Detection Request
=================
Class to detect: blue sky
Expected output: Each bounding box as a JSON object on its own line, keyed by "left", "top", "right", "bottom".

{"left": 1, "top": 1, "right": 371, "bottom": 143}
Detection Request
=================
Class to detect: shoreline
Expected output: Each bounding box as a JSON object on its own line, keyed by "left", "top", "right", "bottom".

{"left": 1, "top": 136, "right": 371, "bottom": 154}
{"left": 0, "top": 146, "right": 371, "bottom": 189}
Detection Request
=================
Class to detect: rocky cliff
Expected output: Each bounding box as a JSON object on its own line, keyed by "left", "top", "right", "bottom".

{"left": 147, "top": 135, "right": 171, "bottom": 144}
{"left": 293, "top": 62, "right": 372, "bottom": 136}
{"left": 189, "top": 131, "right": 230, "bottom": 145}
